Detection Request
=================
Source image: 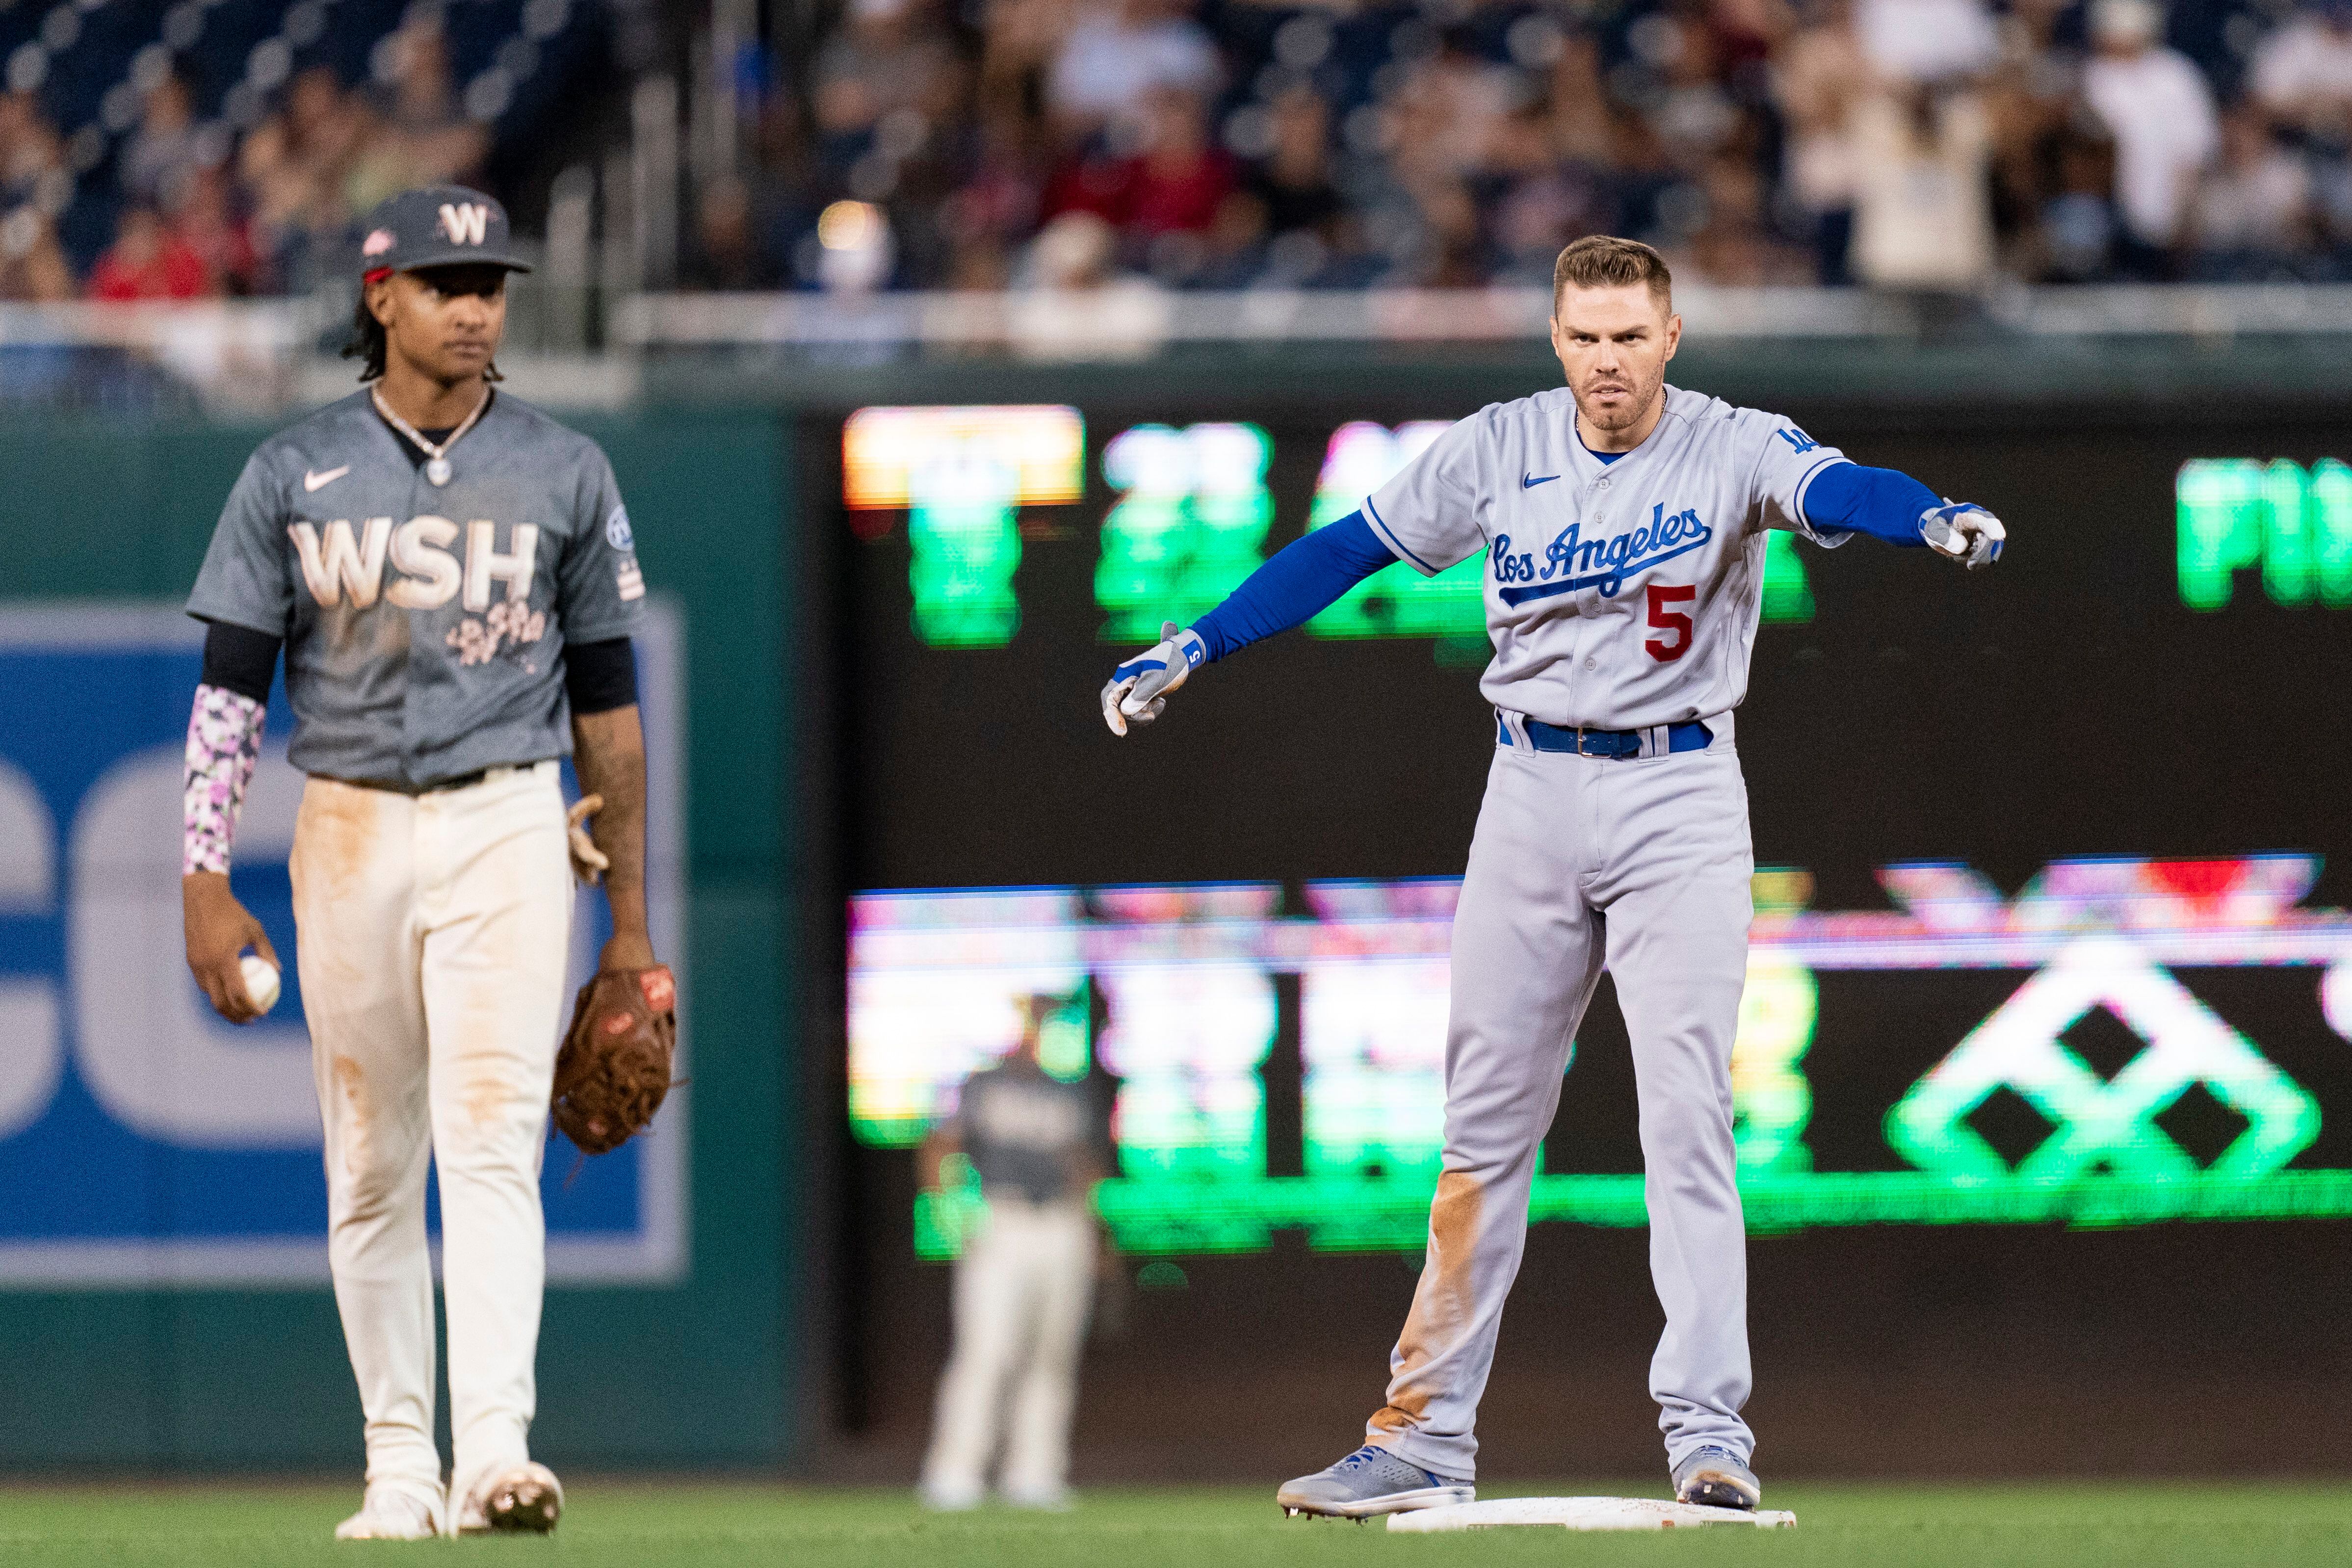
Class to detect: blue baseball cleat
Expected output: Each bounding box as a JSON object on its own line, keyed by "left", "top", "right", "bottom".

{"left": 1672, "top": 1445, "right": 1761, "bottom": 1511}
{"left": 1277, "top": 1444, "right": 1474, "bottom": 1520}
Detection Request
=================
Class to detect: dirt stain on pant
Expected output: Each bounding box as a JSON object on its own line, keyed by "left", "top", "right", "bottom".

{"left": 331, "top": 1054, "right": 372, "bottom": 1182}
{"left": 459, "top": 1048, "right": 519, "bottom": 1133}
{"left": 1370, "top": 1169, "right": 1484, "bottom": 1433}
{"left": 295, "top": 779, "right": 384, "bottom": 909}
{"left": 448, "top": 893, "right": 532, "bottom": 1134}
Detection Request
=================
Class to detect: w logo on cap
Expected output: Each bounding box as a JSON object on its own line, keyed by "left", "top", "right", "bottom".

{"left": 438, "top": 203, "right": 491, "bottom": 245}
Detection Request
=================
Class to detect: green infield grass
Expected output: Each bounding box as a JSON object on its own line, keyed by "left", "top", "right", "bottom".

{"left": 0, "top": 1480, "right": 2344, "bottom": 1567}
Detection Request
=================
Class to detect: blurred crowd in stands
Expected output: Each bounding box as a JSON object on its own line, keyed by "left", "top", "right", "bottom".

{"left": 8, "top": 0, "right": 2352, "bottom": 301}
{"left": 0, "top": 11, "right": 502, "bottom": 302}
{"left": 704, "top": 0, "right": 2352, "bottom": 291}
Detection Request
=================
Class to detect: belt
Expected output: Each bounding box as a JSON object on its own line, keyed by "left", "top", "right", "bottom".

{"left": 341, "top": 769, "right": 487, "bottom": 796}
{"left": 335, "top": 761, "right": 544, "bottom": 797}
{"left": 1520, "top": 717, "right": 1713, "bottom": 759}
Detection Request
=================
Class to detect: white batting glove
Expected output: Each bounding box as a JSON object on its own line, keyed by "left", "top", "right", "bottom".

{"left": 1100, "top": 621, "right": 1206, "bottom": 736}
{"left": 1920, "top": 502, "right": 2005, "bottom": 571}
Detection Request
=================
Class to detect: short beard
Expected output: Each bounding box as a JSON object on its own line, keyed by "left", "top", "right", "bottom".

{"left": 1576, "top": 376, "right": 1659, "bottom": 433}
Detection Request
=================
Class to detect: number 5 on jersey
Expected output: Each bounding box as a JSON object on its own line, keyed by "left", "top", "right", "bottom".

{"left": 1645, "top": 584, "right": 1696, "bottom": 662}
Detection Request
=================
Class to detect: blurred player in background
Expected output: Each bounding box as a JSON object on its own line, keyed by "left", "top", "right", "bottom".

{"left": 918, "top": 994, "right": 1113, "bottom": 1511}
{"left": 1101, "top": 236, "right": 2003, "bottom": 1518}
{"left": 178, "top": 185, "right": 656, "bottom": 1540}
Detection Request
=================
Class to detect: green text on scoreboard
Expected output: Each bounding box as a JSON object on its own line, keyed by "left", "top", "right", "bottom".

{"left": 2177, "top": 458, "right": 2352, "bottom": 610}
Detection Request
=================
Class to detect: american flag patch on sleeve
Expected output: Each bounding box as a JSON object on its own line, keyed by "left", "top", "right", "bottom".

{"left": 616, "top": 562, "right": 645, "bottom": 601}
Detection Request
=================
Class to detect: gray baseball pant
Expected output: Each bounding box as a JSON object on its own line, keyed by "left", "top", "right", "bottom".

{"left": 1365, "top": 731, "right": 1756, "bottom": 1480}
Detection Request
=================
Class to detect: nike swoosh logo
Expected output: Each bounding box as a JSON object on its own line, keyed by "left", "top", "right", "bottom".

{"left": 303, "top": 465, "right": 351, "bottom": 492}
{"left": 1522, "top": 473, "right": 1560, "bottom": 489}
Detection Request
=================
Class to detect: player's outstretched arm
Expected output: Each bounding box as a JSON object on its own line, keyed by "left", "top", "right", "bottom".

{"left": 1100, "top": 511, "right": 1400, "bottom": 735}
{"left": 1802, "top": 464, "right": 2005, "bottom": 571}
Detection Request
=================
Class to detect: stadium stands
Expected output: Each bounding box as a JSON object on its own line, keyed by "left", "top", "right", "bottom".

{"left": 0, "top": 0, "right": 604, "bottom": 298}
{"left": 0, "top": 0, "right": 2347, "bottom": 307}
{"left": 731, "top": 0, "right": 2352, "bottom": 292}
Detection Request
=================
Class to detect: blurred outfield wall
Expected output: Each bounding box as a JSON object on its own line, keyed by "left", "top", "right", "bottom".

{"left": 0, "top": 408, "right": 798, "bottom": 1470}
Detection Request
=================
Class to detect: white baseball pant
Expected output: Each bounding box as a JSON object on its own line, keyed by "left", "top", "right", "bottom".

{"left": 288, "top": 761, "right": 573, "bottom": 1510}
{"left": 922, "top": 1195, "right": 1097, "bottom": 1502}
{"left": 1366, "top": 733, "right": 1757, "bottom": 1480}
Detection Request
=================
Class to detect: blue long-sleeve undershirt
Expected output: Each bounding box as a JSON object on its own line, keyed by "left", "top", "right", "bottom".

{"left": 1192, "top": 511, "right": 1399, "bottom": 662}
{"left": 1191, "top": 468, "right": 1940, "bottom": 664}
{"left": 1803, "top": 462, "right": 1939, "bottom": 547}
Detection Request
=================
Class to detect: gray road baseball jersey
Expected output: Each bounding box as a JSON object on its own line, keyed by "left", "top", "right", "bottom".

{"left": 1364, "top": 384, "right": 1852, "bottom": 731}
{"left": 186, "top": 389, "right": 645, "bottom": 785}
{"left": 957, "top": 1062, "right": 1105, "bottom": 1205}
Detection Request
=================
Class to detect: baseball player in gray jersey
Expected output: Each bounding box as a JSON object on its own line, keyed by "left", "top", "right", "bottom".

{"left": 918, "top": 995, "right": 1113, "bottom": 1511}
{"left": 179, "top": 186, "right": 657, "bottom": 1540}
{"left": 1099, "top": 236, "right": 2003, "bottom": 1517}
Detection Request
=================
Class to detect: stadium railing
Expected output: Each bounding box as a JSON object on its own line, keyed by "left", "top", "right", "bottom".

{"left": 9, "top": 282, "right": 2352, "bottom": 415}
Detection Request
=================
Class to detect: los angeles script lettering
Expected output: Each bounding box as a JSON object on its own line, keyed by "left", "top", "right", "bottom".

{"left": 1492, "top": 503, "right": 1712, "bottom": 601}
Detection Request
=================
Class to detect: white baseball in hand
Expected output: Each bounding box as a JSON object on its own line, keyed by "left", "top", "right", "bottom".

{"left": 240, "top": 954, "right": 281, "bottom": 1015}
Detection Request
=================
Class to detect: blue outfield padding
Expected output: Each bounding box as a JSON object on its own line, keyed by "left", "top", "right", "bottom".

{"left": 0, "top": 605, "right": 687, "bottom": 1287}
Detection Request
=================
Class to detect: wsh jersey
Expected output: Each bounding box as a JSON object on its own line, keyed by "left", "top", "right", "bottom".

{"left": 186, "top": 390, "right": 645, "bottom": 785}
{"left": 1364, "top": 384, "right": 1854, "bottom": 732}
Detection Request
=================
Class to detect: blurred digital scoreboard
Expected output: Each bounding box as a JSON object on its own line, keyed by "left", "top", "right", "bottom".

{"left": 839, "top": 403, "right": 1824, "bottom": 656}
{"left": 836, "top": 407, "right": 2352, "bottom": 653}
{"left": 853, "top": 862, "right": 2352, "bottom": 1257}
{"left": 824, "top": 400, "right": 2352, "bottom": 1259}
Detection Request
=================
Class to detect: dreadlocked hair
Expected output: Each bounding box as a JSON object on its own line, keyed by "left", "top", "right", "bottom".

{"left": 340, "top": 290, "right": 503, "bottom": 383}
{"left": 342, "top": 293, "right": 387, "bottom": 382}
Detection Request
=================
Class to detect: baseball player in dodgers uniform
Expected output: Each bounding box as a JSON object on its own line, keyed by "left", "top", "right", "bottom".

{"left": 178, "top": 186, "right": 658, "bottom": 1539}
{"left": 1100, "top": 236, "right": 2003, "bottom": 1517}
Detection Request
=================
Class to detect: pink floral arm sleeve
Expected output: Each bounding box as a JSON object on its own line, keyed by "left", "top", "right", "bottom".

{"left": 183, "top": 683, "right": 265, "bottom": 876}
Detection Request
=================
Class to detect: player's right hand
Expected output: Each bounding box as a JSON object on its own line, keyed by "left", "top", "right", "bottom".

{"left": 182, "top": 870, "right": 279, "bottom": 1024}
{"left": 1100, "top": 621, "right": 1206, "bottom": 736}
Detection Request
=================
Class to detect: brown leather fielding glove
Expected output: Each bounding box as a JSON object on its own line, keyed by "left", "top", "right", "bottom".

{"left": 551, "top": 965, "right": 678, "bottom": 1155}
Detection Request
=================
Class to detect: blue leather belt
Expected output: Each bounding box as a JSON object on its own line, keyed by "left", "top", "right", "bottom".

{"left": 1520, "top": 717, "right": 1713, "bottom": 758}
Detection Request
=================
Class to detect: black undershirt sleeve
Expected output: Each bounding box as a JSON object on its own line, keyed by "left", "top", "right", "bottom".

{"left": 564, "top": 636, "right": 638, "bottom": 715}
{"left": 200, "top": 620, "right": 283, "bottom": 703}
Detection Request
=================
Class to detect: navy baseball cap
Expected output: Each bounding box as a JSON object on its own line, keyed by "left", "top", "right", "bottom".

{"left": 359, "top": 184, "right": 532, "bottom": 280}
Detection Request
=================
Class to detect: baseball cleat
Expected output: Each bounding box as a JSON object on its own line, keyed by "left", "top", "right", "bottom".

{"left": 1672, "top": 1445, "right": 1761, "bottom": 1511}
{"left": 918, "top": 1479, "right": 983, "bottom": 1512}
{"left": 332, "top": 1481, "right": 444, "bottom": 1540}
{"left": 1276, "top": 1444, "right": 1474, "bottom": 1519}
{"left": 454, "top": 1461, "right": 563, "bottom": 1534}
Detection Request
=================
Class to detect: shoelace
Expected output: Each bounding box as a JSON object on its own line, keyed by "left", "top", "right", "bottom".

{"left": 1338, "top": 1445, "right": 1445, "bottom": 1486}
